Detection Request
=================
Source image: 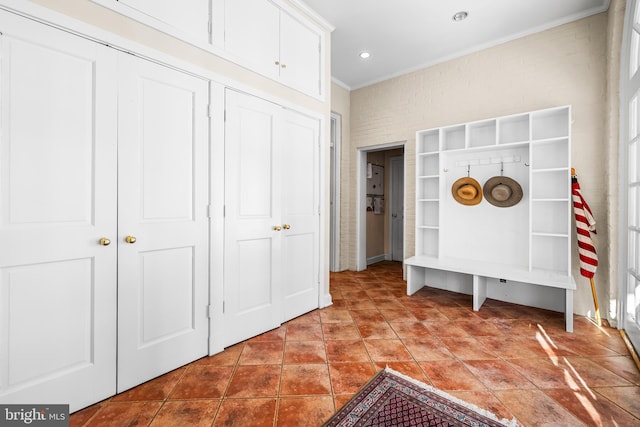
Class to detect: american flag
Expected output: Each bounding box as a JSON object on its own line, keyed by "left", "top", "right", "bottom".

{"left": 571, "top": 174, "right": 598, "bottom": 278}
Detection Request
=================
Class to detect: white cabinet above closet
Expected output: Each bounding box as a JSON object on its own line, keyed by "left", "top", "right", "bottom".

{"left": 221, "top": 0, "right": 279, "bottom": 80}
{"left": 102, "top": 0, "right": 211, "bottom": 44}
{"left": 218, "top": 0, "right": 324, "bottom": 97}
{"left": 89, "top": 0, "right": 326, "bottom": 99}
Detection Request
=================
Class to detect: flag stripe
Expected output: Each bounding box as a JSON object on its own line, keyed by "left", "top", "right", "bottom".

{"left": 572, "top": 176, "right": 598, "bottom": 279}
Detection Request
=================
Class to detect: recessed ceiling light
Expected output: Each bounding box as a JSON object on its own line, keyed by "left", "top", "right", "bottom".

{"left": 452, "top": 11, "right": 469, "bottom": 22}
{"left": 359, "top": 51, "right": 371, "bottom": 59}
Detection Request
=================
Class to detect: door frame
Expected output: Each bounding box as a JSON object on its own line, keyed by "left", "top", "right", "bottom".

{"left": 619, "top": 0, "right": 640, "bottom": 350}
{"left": 330, "top": 113, "right": 341, "bottom": 272}
{"left": 356, "top": 141, "right": 406, "bottom": 271}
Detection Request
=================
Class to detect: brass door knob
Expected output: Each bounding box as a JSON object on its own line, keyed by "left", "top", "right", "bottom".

{"left": 125, "top": 235, "right": 137, "bottom": 244}
{"left": 273, "top": 225, "right": 282, "bottom": 231}
{"left": 283, "top": 224, "right": 291, "bottom": 230}
{"left": 99, "top": 237, "right": 111, "bottom": 246}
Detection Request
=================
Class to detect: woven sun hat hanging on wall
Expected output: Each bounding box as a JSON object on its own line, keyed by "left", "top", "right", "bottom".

{"left": 483, "top": 162, "right": 523, "bottom": 208}
{"left": 451, "top": 165, "right": 483, "bottom": 206}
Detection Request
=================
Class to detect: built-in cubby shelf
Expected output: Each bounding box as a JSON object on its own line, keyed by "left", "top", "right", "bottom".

{"left": 406, "top": 105, "right": 576, "bottom": 332}
{"left": 417, "top": 130, "right": 440, "bottom": 153}
{"left": 499, "top": 113, "right": 530, "bottom": 144}
{"left": 417, "top": 153, "right": 440, "bottom": 176}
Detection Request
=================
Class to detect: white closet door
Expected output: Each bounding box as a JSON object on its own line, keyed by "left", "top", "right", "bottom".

{"left": 0, "top": 12, "right": 118, "bottom": 411}
{"left": 280, "top": 110, "right": 320, "bottom": 321}
{"left": 116, "top": 55, "right": 209, "bottom": 392}
{"left": 223, "top": 90, "right": 283, "bottom": 346}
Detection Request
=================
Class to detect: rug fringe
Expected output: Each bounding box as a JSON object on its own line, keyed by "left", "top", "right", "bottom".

{"left": 384, "top": 367, "right": 520, "bottom": 427}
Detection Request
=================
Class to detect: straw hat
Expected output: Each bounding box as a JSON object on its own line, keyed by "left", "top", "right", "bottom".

{"left": 451, "top": 177, "right": 483, "bottom": 206}
{"left": 483, "top": 176, "right": 523, "bottom": 207}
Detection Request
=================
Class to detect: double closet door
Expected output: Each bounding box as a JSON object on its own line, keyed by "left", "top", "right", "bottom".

{"left": 223, "top": 90, "right": 320, "bottom": 346}
{"left": 0, "top": 12, "right": 209, "bottom": 411}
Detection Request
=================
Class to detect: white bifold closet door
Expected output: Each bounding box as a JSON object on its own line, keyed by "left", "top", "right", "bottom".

{"left": 0, "top": 10, "right": 210, "bottom": 410}
{"left": 0, "top": 11, "right": 119, "bottom": 410}
{"left": 279, "top": 108, "right": 321, "bottom": 322}
{"left": 116, "top": 54, "right": 209, "bottom": 393}
{"left": 223, "top": 89, "right": 319, "bottom": 346}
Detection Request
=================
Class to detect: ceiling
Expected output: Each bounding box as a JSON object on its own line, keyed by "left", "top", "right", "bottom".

{"left": 300, "top": 0, "right": 610, "bottom": 90}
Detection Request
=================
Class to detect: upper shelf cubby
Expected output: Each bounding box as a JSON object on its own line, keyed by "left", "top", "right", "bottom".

{"left": 532, "top": 107, "right": 570, "bottom": 140}
{"left": 498, "top": 113, "right": 530, "bottom": 144}
{"left": 442, "top": 125, "right": 465, "bottom": 151}
{"left": 418, "top": 129, "right": 440, "bottom": 153}
{"left": 468, "top": 119, "right": 497, "bottom": 148}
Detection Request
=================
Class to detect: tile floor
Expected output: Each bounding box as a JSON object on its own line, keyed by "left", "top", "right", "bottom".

{"left": 71, "top": 261, "right": 640, "bottom": 426}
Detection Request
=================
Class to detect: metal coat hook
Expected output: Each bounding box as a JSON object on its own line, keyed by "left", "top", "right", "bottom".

{"left": 467, "top": 164, "right": 470, "bottom": 177}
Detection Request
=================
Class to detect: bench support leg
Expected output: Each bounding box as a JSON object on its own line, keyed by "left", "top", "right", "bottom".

{"left": 407, "top": 265, "right": 426, "bottom": 295}
{"left": 565, "top": 289, "right": 574, "bottom": 332}
{"left": 473, "top": 275, "right": 487, "bottom": 311}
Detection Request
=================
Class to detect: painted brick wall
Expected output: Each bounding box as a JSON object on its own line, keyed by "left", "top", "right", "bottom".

{"left": 340, "top": 12, "right": 613, "bottom": 317}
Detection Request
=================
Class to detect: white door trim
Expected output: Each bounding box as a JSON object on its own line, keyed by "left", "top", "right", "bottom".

{"left": 356, "top": 141, "right": 406, "bottom": 271}
{"left": 330, "top": 113, "right": 341, "bottom": 272}
{"left": 209, "top": 83, "right": 226, "bottom": 356}
{"left": 618, "top": 0, "right": 640, "bottom": 349}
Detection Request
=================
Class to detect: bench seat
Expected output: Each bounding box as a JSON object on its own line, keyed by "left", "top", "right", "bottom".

{"left": 404, "top": 255, "right": 576, "bottom": 332}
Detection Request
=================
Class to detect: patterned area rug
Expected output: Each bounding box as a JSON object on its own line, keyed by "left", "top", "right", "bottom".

{"left": 323, "top": 368, "right": 518, "bottom": 427}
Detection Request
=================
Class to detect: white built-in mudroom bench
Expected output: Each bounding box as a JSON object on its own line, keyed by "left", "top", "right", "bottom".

{"left": 404, "top": 106, "right": 576, "bottom": 332}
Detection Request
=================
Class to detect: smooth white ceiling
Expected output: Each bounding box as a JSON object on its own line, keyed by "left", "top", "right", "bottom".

{"left": 300, "top": 0, "right": 610, "bottom": 90}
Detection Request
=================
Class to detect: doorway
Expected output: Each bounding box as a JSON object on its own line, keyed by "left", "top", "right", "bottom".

{"left": 356, "top": 143, "right": 406, "bottom": 271}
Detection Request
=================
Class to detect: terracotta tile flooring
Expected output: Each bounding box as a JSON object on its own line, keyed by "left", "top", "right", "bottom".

{"left": 71, "top": 261, "right": 640, "bottom": 426}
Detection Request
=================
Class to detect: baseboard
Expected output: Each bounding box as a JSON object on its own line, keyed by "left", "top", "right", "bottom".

{"left": 320, "top": 292, "right": 333, "bottom": 309}
{"left": 367, "top": 254, "right": 389, "bottom": 265}
{"left": 620, "top": 330, "right": 640, "bottom": 374}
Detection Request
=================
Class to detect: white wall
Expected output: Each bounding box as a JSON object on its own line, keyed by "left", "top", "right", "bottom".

{"left": 337, "top": 12, "right": 619, "bottom": 317}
